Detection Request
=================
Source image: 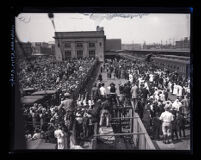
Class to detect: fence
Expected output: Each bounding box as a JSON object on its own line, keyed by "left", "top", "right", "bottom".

{"left": 132, "top": 112, "right": 156, "bottom": 150}
{"left": 91, "top": 107, "right": 156, "bottom": 150}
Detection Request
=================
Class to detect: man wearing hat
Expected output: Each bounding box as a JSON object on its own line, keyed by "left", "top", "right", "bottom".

{"left": 159, "top": 103, "right": 174, "bottom": 144}
{"left": 59, "top": 92, "right": 73, "bottom": 112}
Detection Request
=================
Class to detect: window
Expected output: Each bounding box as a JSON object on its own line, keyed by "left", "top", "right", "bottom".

{"left": 64, "top": 42, "right": 71, "bottom": 48}
{"left": 64, "top": 50, "right": 71, "bottom": 59}
{"left": 76, "top": 43, "right": 83, "bottom": 48}
{"left": 89, "top": 42, "right": 95, "bottom": 48}
{"left": 89, "top": 50, "right": 95, "bottom": 58}
{"left": 77, "top": 50, "right": 83, "bottom": 58}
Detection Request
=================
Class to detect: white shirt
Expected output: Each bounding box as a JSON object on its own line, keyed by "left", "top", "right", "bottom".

{"left": 149, "top": 74, "right": 154, "bottom": 82}
{"left": 159, "top": 111, "right": 174, "bottom": 123}
{"left": 129, "top": 74, "right": 133, "bottom": 83}
{"left": 172, "top": 99, "right": 182, "bottom": 111}
{"left": 177, "top": 85, "right": 183, "bottom": 97}
{"left": 100, "top": 86, "right": 106, "bottom": 96}
{"left": 54, "top": 129, "right": 64, "bottom": 149}
{"left": 144, "top": 82, "right": 149, "bottom": 90}
{"left": 173, "top": 84, "right": 178, "bottom": 95}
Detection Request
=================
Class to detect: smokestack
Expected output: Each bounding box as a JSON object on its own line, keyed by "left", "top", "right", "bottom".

{"left": 96, "top": 26, "right": 104, "bottom": 31}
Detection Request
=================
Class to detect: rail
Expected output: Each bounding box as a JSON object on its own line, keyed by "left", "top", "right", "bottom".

{"left": 132, "top": 112, "right": 156, "bottom": 150}
{"left": 91, "top": 110, "right": 156, "bottom": 150}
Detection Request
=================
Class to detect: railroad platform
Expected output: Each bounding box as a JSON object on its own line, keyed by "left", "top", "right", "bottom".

{"left": 154, "top": 140, "right": 175, "bottom": 150}
{"left": 27, "top": 139, "right": 56, "bottom": 149}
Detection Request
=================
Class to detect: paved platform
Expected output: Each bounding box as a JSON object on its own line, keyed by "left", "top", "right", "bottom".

{"left": 154, "top": 141, "right": 175, "bottom": 150}
{"left": 101, "top": 72, "right": 127, "bottom": 95}
{"left": 27, "top": 139, "right": 56, "bottom": 149}
{"left": 100, "top": 70, "right": 191, "bottom": 150}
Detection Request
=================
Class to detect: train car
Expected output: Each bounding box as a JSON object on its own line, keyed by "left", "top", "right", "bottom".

{"left": 21, "top": 95, "right": 45, "bottom": 106}
{"left": 31, "top": 90, "right": 60, "bottom": 106}
{"left": 152, "top": 55, "right": 190, "bottom": 79}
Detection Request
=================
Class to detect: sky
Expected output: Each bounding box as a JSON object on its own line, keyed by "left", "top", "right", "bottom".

{"left": 15, "top": 13, "right": 190, "bottom": 44}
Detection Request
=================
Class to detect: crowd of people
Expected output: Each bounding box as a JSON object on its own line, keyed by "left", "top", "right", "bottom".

{"left": 18, "top": 56, "right": 97, "bottom": 97}
{"left": 19, "top": 56, "right": 98, "bottom": 149}
{"left": 101, "top": 57, "right": 190, "bottom": 144}
{"left": 20, "top": 55, "right": 190, "bottom": 149}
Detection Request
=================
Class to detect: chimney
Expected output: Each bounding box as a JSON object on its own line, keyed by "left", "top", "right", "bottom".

{"left": 96, "top": 26, "right": 99, "bottom": 31}
{"left": 96, "top": 26, "right": 104, "bottom": 31}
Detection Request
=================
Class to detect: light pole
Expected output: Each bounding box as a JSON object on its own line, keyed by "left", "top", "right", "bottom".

{"left": 48, "top": 13, "right": 56, "bottom": 31}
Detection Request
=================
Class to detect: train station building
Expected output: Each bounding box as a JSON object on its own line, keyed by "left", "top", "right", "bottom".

{"left": 54, "top": 26, "right": 106, "bottom": 62}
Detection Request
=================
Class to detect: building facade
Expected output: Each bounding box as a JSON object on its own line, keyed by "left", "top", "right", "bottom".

{"left": 54, "top": 27, "right": 106, "bottom": 62}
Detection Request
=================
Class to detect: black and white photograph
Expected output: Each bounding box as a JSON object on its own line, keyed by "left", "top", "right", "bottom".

{"left": 12, "top": 12, "right": 191, "bottom": 150}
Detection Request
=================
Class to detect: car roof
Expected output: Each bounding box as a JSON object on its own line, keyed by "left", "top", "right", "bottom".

{"left": 31, "top": 90, "right": 57, "bottom": 95}
{"left": 21, "top": 95, "right": 45, "bottom": 104}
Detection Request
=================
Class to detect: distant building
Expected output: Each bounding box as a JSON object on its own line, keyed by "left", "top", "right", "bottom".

{"left": 105, "top": 39, "right": 121, "bottom": 51}
{"left": 122, "top": 43, "right": 142, "bottom": 50}
{"left": 51, "top": 44, "right": 55, "bottom": 55}
{"left": 15, "top": 42, "right": 33, "bottom": 57}
{"left": 175, "top": 37, "right": 190, "bottom": 49}
{"left": 31, "top": 42, "right": 53, "bottom": 55}
{"left": 53, "top": 27, "right": 106, "bottom": 62}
